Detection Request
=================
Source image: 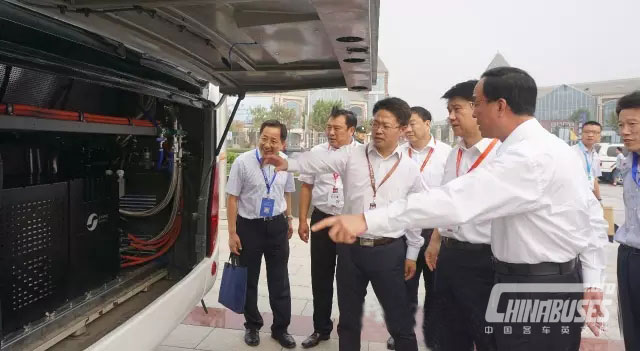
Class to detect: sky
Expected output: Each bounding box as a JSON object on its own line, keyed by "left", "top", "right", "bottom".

{"left": 378, "top": 0, "right": 640, "bottom": 121}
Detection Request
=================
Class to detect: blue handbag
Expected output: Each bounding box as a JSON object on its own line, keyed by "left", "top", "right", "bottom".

{"left": 218, "top": 254, "right": 248, "bottom": 314}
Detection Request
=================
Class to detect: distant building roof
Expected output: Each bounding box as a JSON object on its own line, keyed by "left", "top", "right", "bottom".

{"left": 538, "top": 77, "right": 640, "bottom": 99}
{"left": 377, "top": 57, "right": 388, "bottom": 74}
{"left": 485, "top": 52, "right": 510, "bottom": 71}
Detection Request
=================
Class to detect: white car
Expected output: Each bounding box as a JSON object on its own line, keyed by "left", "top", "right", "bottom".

{"left": 0, "top": 1, "right": 380, "bottom": 350}
{"left": 596, "top": 143, "right": 627, "bottom": 182}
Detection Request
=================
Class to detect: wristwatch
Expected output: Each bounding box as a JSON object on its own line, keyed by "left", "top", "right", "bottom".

{"left": 286, "top": 215, "right": 293, "bottom": 221}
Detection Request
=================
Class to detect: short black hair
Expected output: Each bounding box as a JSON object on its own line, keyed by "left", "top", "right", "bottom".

{"left": 410, "top": 106, "right": 432, "bottom": 121}
{"left": 616, "top": 91, "right": 640, "bottom": 115}
{"left": 582, "top": 121, "right": 602, "bottom": 130}
{"left": 442, "top": 80, "right": 479, "bottom": 102}
{"left": 329, "top": 106, "right": 357, "bottom": 129}
{"left": 480, "top": 67, "right": 537, "bottom": 116}
{"left": 259, "top": 119, "right": 288, "bottom": 141}
{"left": 617, "top": 146, "right": 623, "bottom": 152}
{"left": 373, "top": 97, "right": 411, "bottom": 126}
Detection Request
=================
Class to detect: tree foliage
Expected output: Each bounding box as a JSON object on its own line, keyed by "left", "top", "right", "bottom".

{"left": 250, "top": 104, "right": 297, "bottom": 131}
{"left": 309, "top": 99, "right": 343, "bottom": 132}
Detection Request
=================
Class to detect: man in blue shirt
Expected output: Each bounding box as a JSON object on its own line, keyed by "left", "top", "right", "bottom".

{"left": 615, "top": 91, "right": 640, "bottom": 351}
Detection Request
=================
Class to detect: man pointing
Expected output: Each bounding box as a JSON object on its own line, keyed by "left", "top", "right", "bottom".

{"left": 306, "top": 67, "right": 608, "bottom": 351}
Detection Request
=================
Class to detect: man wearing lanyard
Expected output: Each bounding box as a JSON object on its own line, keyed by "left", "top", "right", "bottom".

{"left": 571, "top": 121, "right": 603, "bottom": 200}
{"left": 298, "top": 107, "right": 357, "bottom": 348}
{"left": 226, "top": 120, "right": 297, "bottom": 348}
{"left": 387, "top": 106, "right": 450, "bottom": 350}
{"left": 311, "top": 67, "right": 609, "bottom": 351}
{"left": 423, "top": 79, "right": 499, "bottom": 351}
{"left": 614, "top": 91, "right": 640, "bottom": 351}
{"left": 263, "top": 97, "right": 426, "bottom": 351}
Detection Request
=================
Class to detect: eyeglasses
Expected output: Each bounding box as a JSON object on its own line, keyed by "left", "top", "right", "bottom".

{"left": 370, "top": 121, "right": 401, "bottom": 132}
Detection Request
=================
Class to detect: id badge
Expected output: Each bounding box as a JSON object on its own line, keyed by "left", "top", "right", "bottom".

{"left": 327, "top": 187, "right": 344, "bottom": 207}
{"left": 259, "top": 197, "right": 275, "bottom": 217}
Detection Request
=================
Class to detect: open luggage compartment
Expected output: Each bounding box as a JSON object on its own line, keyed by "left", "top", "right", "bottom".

{"left": 0, "top": 62, "right": 209, "bottom": 350}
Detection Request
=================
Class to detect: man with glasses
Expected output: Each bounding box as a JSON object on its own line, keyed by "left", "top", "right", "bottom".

{"left": 312, "top": 67, "right": 608, "bottom": 351}
{"left": 226, "top": 120, "right": 297, "bottom": 348}
{"left": 386, "top": 106, "right": 450, "bottom": 350}
{"left": 572, "top": 121, "right": 603, "bottom": 200}
{"left": 262, "top": 97, "right": 425, "bottom": 351}
{"left": 298, "top": 107, "right": 357, "bottom": 348}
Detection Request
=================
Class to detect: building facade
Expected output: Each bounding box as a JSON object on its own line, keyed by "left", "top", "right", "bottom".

{"left": 226, "top": 58, "right": 389, "bottom": 149}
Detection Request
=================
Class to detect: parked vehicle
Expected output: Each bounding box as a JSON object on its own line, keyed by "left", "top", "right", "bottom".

{"left": 596, "top": 143, "right": 627, "bottom": 182}
{"left": 0, "top": 1, "right": 379, "bottom": 350}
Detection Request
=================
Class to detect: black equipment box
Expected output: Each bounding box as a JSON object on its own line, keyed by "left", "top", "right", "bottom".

{"left": 0, "top": 182, "right": 69, "bottom": 335}
{"left": 0, "top": 177, "right": 119, "bottom": 336}
{"left": 67, "top": 178, "right": 119, "bottom": 298}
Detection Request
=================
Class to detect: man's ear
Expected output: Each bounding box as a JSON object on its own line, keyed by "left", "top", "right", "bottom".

{"left": 497, "top": 98, "right": 508, "bottom": 115}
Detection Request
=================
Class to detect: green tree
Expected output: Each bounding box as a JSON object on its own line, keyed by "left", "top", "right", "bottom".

{"left": 250, "top": 104, "right": 297, "bottom": 131}
{"left": 309, "top": 99, "right": 343, "bottom": 132}
{"left": 569, "top": 108, "right": 592, "bottom": 124}
{"left": 606, "top": 111, "right": 618, "bottom": 130}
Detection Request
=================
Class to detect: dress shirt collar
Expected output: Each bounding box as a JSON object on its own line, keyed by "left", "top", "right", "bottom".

{"left": 408, "top": 134, "right": 436, "bottom": 154}
{"left": 577, "top": 141, "right": 597, "bottom": 155}
{"left": 367, "top": 142, "right": 403, "bottom": 160}
{"left": 329, "top": 138, "right": 358, "bottom": 151}
{"left": 457, "top": 137, "right": 493, "bottom": 153}
{"left": 496, "top": 118, "right": 539, "bottom": 156}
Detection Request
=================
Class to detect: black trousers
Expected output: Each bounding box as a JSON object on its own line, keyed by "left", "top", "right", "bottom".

{"left": 492, "top": 261, "right": 583, "bottom": 351}
{"left": 237, "top": 215, "right": 291, "bottom": 335}
{"left": 310, "top": 208, "right": 337, "bottom": 335}
{"left": 618, "top": 244, "right": 640, "bottom": 351}
{"left": 336, "top": 239, "right": 418, "bottom": 351}
{"left": 431, "top": 244, "right": 496, "bottom": 351}
{"left": 404, "top": 229, "right": 434, "bottom": 344}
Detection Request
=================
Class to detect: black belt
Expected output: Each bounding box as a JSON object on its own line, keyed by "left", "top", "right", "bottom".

{"left": 312, "top": 208, "right": 333, "bottom": 218}
{"left": 493, "top": 258, "right": 577, "bottom": 276}
{"left": 442, "top": 237, "right": 491, "bottom": 251}
{"left": 354, "top": 237, "right": 397, "bottom": 248}
{"left": 240, "top": 213, "right": 285, "bottom": 222}
{"left": 620, "top": 243, "right": 640, "bottom": 254}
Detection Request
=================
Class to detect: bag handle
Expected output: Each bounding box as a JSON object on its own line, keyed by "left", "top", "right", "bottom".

{"left": 228, "top": 253, "right": 241, "bottom": 267}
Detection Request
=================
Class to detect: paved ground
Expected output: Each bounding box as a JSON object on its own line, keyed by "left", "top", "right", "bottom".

{"left": 157, "top": 183, "right": 627, "bottom": 351}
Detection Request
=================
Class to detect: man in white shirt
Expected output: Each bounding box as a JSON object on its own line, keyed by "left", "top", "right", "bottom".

{"left": 614, "top": 91, "right": 640, "bottom": 351}
{"left": 389, "top": 106, "right": 450, "bottom": 350}
{"left": 226, "top": 120, "right": 297, "bottom": 349}
{"left": 571, "top": 121, "right": 603, "bottom": 200}
{"left": 423, "top": 80, "right": 498, "bottom": 351}
{"left": 311, "top": 67, "right": 609, "bottom": 351}
{"left": 263, "top": 97, "right": 425, "bottom": 351}
{"left": 298, "top": 108, "right": 357, "bottom": 348}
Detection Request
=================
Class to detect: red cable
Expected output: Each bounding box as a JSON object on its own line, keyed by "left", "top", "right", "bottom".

{"left": 2, "top": 103, "right": 155, "bottom": 127}
{"left": 121, "top": 214, "right": 183, "bottom": 267}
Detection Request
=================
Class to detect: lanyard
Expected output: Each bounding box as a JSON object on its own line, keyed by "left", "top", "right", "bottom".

{"left": 408, "top": 143, "right": 435, "bottom": 173}
{"left": 456, "top": 139, "right": 499, "bottom": 177}
{"left": 328, "top": 144, "right": 341, "bottom": 186}
{"left": 255, "top": 149, "right": 277, "bottom": 195}
{"left": 578, "top": 142, "right": 593, "bottom": 176}
{"left": 365, "top": 144, "right": 402, "bottom": 203}
{"left": 633, "top": 152, "right": 640, "bottom": 187}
